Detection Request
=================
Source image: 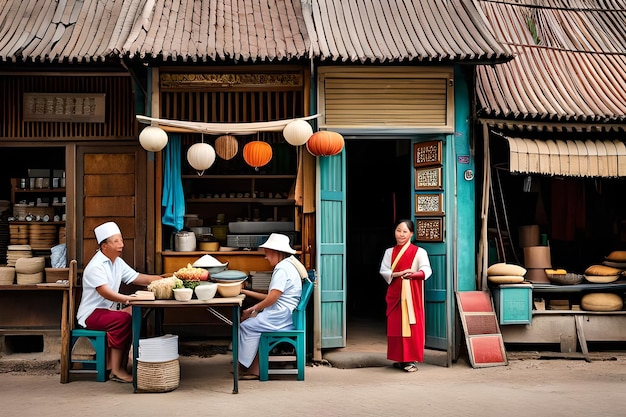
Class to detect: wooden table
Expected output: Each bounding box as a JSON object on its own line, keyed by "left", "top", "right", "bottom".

{"left": 129, "top": 295, "right": 245, "bottom": 393}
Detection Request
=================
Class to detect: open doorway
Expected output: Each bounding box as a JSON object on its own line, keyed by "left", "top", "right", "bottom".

{"left": 345, "top": 139, "right": 412, "bottom": 345}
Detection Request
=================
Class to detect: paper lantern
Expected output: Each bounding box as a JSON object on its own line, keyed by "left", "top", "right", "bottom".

{"left": 243, "top": 141, "right": 273, "bottom": 169}
{"left": 215, "top": 135, "right": 238, "bottom": 160}
{"left": 282, "top": 120, "right": 313, "bottom": 146}
{"left": 187, "top": 143, "right": 216, "bottom": 175}
{"left": 306, "top": 131, "right": 344, "bottom": 156}
{"left": 139, "top": 126, "right": 168, "bottom": 152}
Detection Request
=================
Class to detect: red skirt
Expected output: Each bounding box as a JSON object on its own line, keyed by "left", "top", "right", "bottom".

{"left": 385, "top": 277, "right": 425, "bottom": 363}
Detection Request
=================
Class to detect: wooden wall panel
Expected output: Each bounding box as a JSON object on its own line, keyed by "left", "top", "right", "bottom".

{"left": 83, "top": 238, "right": 136, "bottom": 267}
{"left": 0, "top": 73, "right": 136, "bottom": 140}
{"left": 84, "top": 196, "right": 135, "bottom": 217}
{"left": 83, "top": 217, "right": 136, "bottom": 238}
{"left": 79, "top": 148, "right": 145, "bottom": 270}
{"left": 84, "top": 154, "right": 135, "bottom": 174}
{"left": 84, "top": 174, "right": 135, "bottom": 196}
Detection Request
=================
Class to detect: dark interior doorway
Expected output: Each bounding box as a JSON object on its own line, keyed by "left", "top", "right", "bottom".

{"left": 345, "top": 139, "right": 412, "bottom": 332}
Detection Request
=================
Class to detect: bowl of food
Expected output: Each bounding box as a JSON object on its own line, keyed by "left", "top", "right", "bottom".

{"left": 192, "top": 255, "right": 228, "bottom": 274}
{"left": 195, "top": 283, "right": 218, "bottom": 300}
{"left": 173, "top": 288, "right": 193, "bottom": 301}
{"left": 217, "top": 281, "right": 245, "bottom": 298}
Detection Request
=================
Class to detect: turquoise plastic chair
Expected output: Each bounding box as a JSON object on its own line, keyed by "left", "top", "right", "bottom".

{"left": 258, "top": 271, "right": 315, "bottom": 381}
{"left": 67, "top": 260, "right": 107, "bottom": 382}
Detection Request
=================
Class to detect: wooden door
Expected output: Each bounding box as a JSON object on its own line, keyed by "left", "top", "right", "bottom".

{"left": 77, "top": 146, "right": 147, "bottom": 270}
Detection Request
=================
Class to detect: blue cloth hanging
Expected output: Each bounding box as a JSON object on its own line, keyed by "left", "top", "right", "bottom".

{"left": 161, "top": 135, "right": 185, "bottom": 232}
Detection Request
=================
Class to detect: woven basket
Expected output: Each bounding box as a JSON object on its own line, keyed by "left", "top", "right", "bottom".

{"left": 17, "top": 271, "right": 44, "bottom": 285}
{"left": 0, "top": 267, "right": 15, "bottom": 285}
{"left": 137, "top": 359, "right": 180, "bottom": 393}
{"left": 15, "top": 256, "right": 45, "bottom": 274}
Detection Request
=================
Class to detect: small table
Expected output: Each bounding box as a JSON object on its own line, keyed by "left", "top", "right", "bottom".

{"left": 129, "top": 295, "right": 245, "bottom": 393}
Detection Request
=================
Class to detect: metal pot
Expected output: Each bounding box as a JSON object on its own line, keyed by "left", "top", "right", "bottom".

{"left": 174, "top": 231, "right": 196, "bottom": 252}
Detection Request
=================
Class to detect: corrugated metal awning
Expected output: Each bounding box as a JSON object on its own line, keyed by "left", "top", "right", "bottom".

{"left": 505, "top": 137, "right": 626, "bottom": 177}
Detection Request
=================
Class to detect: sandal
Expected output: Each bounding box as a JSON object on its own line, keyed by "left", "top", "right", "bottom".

{"left": 239, "top": 373, "right": 259, "bottom": 380}
{"left": 403, "top": 362, "right": 418, "bottom": 372}
{"left": 392, "top": 362, "right": 403, "bottom": 370}
{"left": 109, "top": 374, "right": 133, "bottom": 383}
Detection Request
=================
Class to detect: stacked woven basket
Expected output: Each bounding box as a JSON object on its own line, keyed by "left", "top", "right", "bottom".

{"left": 15, "top": 256, "right": 45, "bottom": 284}
{"left": 0, "top": 266, "right": 15, "bottom": 285}
{"left": 6, "top": 244, "right": 32, "bottom": 267}
{"left": 29, "top": 224, "right": 58, "bottom": 249}
{"left": 9, "top": 224, "right": 29, "bottom": 245}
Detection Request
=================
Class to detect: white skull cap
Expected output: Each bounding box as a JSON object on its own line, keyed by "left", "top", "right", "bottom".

{"left": 94, "top": 221, "right": 121, "bottom": 244}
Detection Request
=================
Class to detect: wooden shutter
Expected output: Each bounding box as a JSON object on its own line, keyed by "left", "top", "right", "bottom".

{"left": 318, "top": 67, "right": 454, "bottom": 131}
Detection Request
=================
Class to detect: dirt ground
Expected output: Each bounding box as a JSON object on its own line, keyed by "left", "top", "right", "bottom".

{"left": 2, "top": 349, "right": 626, "bottom": 417}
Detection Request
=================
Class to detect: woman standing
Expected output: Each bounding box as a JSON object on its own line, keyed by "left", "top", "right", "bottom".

{"left": 238, "top": 233, "right": 303, "bottom": 379}
{"left": 379, "top": 219, "right": 432, "bottom": 372}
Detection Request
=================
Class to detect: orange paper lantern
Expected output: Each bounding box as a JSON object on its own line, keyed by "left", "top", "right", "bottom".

{"left": 306, "top": 131, "right": 344, "bottom": 156}
{"left": 243, "top": 141, "right": 272, "bottom": 169}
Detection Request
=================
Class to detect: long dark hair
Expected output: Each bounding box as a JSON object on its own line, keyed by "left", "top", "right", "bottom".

{"left": 395, "top": 219, "right": 414, "bottom": 233}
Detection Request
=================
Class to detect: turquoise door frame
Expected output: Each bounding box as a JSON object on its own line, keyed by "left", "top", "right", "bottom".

{"left": 316, "top": 66, "right": 476, "bottom": 359}
{"left": 317, "top": 152, "right": 347, "bottom": 349}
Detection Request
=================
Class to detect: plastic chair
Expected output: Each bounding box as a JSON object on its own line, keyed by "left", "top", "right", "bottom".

{"left": 67, "top": 260, "right": 107, "bottom": 382}
{"left": 258, "top": 271, "right": 315, "bottom": 381}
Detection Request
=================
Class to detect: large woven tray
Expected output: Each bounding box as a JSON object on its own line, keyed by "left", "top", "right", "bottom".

{"left": 546, "top": 272, "right": 584, "bottom": 285}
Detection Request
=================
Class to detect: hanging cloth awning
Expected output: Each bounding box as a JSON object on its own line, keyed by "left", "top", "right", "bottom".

{"left": 136, "top": 114, "right": 321, "bottom": 135}
{"left": 504, "top": 137, "right": 626, "bottom": 178}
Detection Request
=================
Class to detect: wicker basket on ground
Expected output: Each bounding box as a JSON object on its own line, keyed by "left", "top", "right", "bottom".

{"left": 136, "top": 359, "right": 180, "bottom": 393}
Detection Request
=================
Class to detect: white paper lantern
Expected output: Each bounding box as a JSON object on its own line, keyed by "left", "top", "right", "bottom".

{"left": 139, "top": 126, "right": 168, "bottom": 152}
{"left": 282, "top": 120, "right": 313, "bottom": 146}
{"left": 187, "top": 143, "right": 216, "bottom": 175}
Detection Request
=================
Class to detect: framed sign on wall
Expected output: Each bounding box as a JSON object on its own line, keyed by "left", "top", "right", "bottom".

{"left": 415, "top": 217, "right": 444, "bottom": 242}
{"left": 415, "top": 193, "right": 444, "bottom": 216}
{"left": 415, "top": 166, "right": 443, "bottom": 190}
{"left": 414, "top": 140, "right": 442, "bottom": 168}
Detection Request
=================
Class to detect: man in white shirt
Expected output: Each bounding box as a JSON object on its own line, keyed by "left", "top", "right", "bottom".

{"left": 76, "top": 221, "right": 161, "bottom": 383}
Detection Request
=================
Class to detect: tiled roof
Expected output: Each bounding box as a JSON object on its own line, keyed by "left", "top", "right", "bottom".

{"left": 304, "top": 0, "right": 512, "bottom": 63}
{"left": 122, "top": 0, "right": 310, "bottom": 62}
{"left": 476, "top": 0, "right": 626, "bottom": 124}
{"left": 0, "top": 0, "right": 310, "bottom": 63}
{"left": 0, "top": 0, "right": 511, "bottom": 64}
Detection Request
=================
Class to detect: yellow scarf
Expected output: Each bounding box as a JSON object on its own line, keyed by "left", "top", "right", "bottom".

{"left": 391, "top": 242, "right": 417, "bottom": 337}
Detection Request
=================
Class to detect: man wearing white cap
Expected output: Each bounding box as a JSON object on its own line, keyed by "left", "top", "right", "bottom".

{"left": 76, "top": 221, "right": 161, "bottom": 383}
{"left": 238, "top": 233, "right": 304, "bottom": 379}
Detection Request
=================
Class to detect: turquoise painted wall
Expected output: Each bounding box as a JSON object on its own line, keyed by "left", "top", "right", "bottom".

{"left": 453, "top": 66, "right": 477, "bottom": 292}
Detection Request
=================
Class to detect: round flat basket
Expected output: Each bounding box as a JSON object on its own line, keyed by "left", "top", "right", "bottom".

{"left": 547, "top": 273, "right": 584, "bottom": 285}
{"left": 487, "top": 275, "right": 524, "bottom": 284}
{"left": 584, "top": 275, "right": 620, "bottom": 284}
{"left": 137, "top": 359, "right": 180, "bottom": 393}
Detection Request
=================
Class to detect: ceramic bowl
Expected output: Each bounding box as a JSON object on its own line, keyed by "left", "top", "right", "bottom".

{"left": 217, "top": 281, "right": 245, "bottom": 297}
{"left": 173, "top": 288, "right": 193, "bottom": 301}
{"left": 195, "top": 283, "right": 218, "bottom": 300}
{"left": 211, "top": 270, "right": 248, "bottom": 283}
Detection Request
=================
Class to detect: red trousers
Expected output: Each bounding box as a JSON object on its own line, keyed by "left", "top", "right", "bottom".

{"left": 85, "top": 308, "right": 132, "bottom": 350}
